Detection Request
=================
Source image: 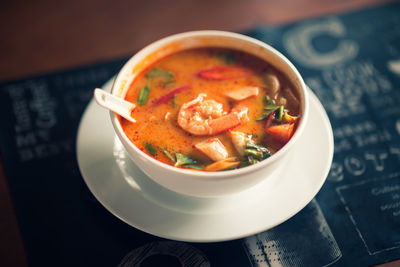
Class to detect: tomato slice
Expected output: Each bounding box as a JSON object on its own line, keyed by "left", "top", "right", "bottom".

{"left": 266, "top": 123, "right": 295, "bottom": 144}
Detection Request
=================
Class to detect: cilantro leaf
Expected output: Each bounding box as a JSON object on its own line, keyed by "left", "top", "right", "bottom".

{"left": 257, "top": 96, "right": 284, "bottom": 121}
{"left": 175, "top": 153, "right": 198, "bottom": 167}
{"left": 145, "top": 143, "right": 157, "bottom": 156}
{"left": 145, "top": 67, "right": 174, "bottom": 84}
{"left": 162, "top": 149, "right": 176, "bottom": 162}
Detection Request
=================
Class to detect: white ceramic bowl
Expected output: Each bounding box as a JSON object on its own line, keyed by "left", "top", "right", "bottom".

{"left": 110, "top": 30, "right": 309, "bottom": 197}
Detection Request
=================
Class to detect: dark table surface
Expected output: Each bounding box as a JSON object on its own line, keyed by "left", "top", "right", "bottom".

{"left": 1, "top": 0, "right": 398, "bottom": 266}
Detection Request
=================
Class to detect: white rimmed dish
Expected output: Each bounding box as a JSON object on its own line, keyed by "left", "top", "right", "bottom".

{"left": 108, "top": 30, "right": 309, "bottom": 197}
{"left": 77, "top": 79, "right": 332, "bottom": 242}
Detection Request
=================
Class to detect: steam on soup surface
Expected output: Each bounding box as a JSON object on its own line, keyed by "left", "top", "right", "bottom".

{"left": 121, "top": 48, "right": 301, "bottom": 171}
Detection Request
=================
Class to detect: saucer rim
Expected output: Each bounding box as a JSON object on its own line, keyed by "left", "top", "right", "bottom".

{"left": 76, "top": 80, "right": 333, "bottom": 242}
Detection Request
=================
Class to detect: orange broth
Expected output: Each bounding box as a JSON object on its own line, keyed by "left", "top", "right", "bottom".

{"left": 121, "top": 48, "right": 300, "bottom": 170}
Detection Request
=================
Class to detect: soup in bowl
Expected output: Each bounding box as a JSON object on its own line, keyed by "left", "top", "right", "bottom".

{"left": 109, "top": 31, "right": 309, "bottom": 197}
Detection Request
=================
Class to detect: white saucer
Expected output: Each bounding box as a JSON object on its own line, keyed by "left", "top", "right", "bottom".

{"left": 77, "top": 79, "right": 334, "bottom": 242}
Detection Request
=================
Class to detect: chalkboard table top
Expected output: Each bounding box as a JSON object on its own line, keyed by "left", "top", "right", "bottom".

{"left": 1, "top": 1, "right": 399, "bottom": 267}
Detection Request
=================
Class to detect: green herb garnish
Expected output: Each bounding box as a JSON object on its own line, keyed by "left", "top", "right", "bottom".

{"left": 216, "top": 51, "right": 235, "bottom": 65}
{"left": 275, "top": 105, "right": 284, "bottom": 122}
{"left": 138, "top": 86, "right": 150, "bottom": 105}
{"left": 182, "top": 164, "right": 204, "bottom": 170}
{"left": 138, "top": 68, "right": 174, "bottom": 106}
{"left": 245, "top": 142, "right": 271, "bottom": 161}
{"left": 175, "top": 153, "right": 198, "bottom": 167}
{"left": 257, "top": 96, "right": 285, "bottom": 121}
{"left": 162, "top": 149, "right": 176, "bottom": 162}
{"left": 239, "top": 136, "right": 271, "bottom": 167}
{"left": 145, "top": 143, "right": 157, "bottom": 156}
{"left": 160, "top": 151, "right": 203, "bottom": 169}
{"left": 145, "top": 67, "right": 174, "bottom": 84}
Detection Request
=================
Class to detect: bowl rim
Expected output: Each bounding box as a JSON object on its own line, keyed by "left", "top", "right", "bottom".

{"left": 110, "top": 30, "right": 309, "bottom": 180}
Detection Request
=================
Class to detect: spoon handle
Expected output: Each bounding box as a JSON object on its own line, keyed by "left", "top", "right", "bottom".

{"left": 94, "top": 89, "right": 136, "bottom": 123}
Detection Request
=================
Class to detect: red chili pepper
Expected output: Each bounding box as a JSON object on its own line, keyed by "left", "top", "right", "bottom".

{"left": 197, "top": 66, "right": 249, "bottom": 80}
{"left": 264, "top": 112, "right": 274, "bottom": 128}
{"left": 151, "top": 85, "right": 190, "bottom": 106}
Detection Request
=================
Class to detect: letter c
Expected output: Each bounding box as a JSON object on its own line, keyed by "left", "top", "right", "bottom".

{"left": 283, "top": 17, "right": 358, "bottom": 68}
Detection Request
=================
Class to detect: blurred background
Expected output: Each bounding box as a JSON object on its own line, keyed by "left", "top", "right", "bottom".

{"left": 0, "top": 0, "right": 394, "bottom": 266}
{"left": 0, "top": 0, "right": 392, "bottom": 81}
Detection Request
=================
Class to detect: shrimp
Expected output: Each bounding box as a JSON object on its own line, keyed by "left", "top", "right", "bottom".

{"left": 177, "top": 94, "right": 246, "bottom": 136}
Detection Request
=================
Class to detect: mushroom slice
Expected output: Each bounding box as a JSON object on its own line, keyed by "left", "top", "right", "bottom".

{"left": 226, "top": 86, "right": 259, "bottom": 101}
{"left": 283, "top": 87, "right": 300, "bottom": 109}
{"left": 264, "top": 73, "right": 280, "bottom": 96}
{"left": 229, "top": 131, "right": 249, "bottom": 156}
{"left": 283, "top": 111, "right": 299, "bottom": 123}
{"left": 194, "top": 138, "right": 228, "bottom": 161}
{"left": 204, "top": 157, "right": 240, "bottom": 171}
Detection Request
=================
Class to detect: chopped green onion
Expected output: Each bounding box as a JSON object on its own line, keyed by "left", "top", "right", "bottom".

{"left": 275, "top": 105, "right": 284, "bottom": 122}
{"left": 145, "top": 143, "right": 157, "bottom": 156}
{"left": 138, "top": 86, "right": 150, "bottom": 105}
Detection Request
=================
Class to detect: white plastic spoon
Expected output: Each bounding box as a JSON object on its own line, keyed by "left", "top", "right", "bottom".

{"left": 94, "top": 88, "right": 136, "bottom": 123}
